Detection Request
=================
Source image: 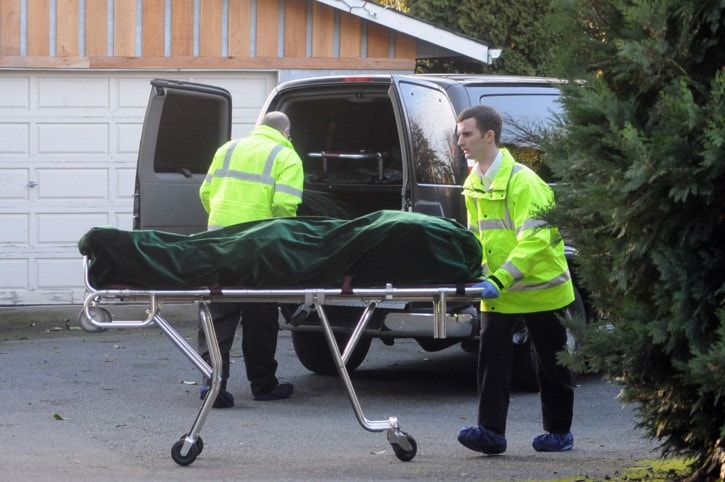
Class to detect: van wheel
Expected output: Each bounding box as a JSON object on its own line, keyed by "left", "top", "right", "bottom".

{"left": 291, "top": 331, "right": 371, "bottom": 375}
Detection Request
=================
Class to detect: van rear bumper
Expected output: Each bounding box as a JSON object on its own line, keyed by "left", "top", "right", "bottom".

{"left": 281, "top": 305, "right": 479, "bottom": 339}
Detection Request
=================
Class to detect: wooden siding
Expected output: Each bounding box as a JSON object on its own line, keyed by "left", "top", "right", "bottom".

{"left": 85, "top": 1, "right": 108, "bottom": 57}
{"left": 142, "top": 0, "right": 165, "bottom": 57}
{"left": 57, "top": 0, "right": 79, "bottom": 57}
{"left": 284, "top": 0, "right": 307, "bottom": 58}
{"left": 229, "top": 0, "right": 252, "bottom": 57}
{"left": 0, "top": 0, "right": 21, "bottom": 56}
{"left": 339, "top": 12, "right": 361, "bottom": 58}
{"left": 27, "top": 0, "right": 50, "bottom": 57}
{"left": 114, "top": 0, "right": 137, "bottom": 57}
{"left": 0, "top": 0, "right": 415, "bottom": 71}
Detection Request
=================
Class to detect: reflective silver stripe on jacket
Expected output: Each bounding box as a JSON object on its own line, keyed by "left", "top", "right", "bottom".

{"left": 275, "top": 183, "right": 303, "bottom": 197}
{"left": 518, "top": 218, "right": 548, "bottom": 236}
{"left": 501, "top": 260, "right": 524, "bottom": 282}
{"left": 211, "top": 143, "right": 285, "bottom": 188}
{"left": 507, "top": 270, "right": 571, "bottom": 292}
{"left": 262, "top": 144, "right": 285, "bottom": 176}
{"left": 479, "top": 218, "right": 513, "bottom": 230}
{"left": 222, "top": 139, "right": 241, "bottom": 170}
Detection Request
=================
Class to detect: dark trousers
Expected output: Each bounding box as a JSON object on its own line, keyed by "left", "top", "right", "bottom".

{"left": 198, "top": 302, "right": 280, "bottom": 396}
{"left": 477, "top": 309, "right": 574, "bottom": 435}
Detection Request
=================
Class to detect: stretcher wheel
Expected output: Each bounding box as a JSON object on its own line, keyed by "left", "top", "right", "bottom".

{"left": 177, "top": 434, "right": 204, "bottom": 455}
{"left": 171, "top": 436, "right": 201, "bottom": 466}
{"left": 78, "top": 306, "right": 110, "bottom": 333}
{"left": 390, "top": 432, "right": 417, "bottom": 462}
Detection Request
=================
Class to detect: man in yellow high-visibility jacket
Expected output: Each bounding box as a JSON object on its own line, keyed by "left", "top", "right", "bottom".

{"left": 456, "top": 105, "right": 576, "bottom": 454}
{"left": 197, "top": 111, "right": 303, "bottom": 407}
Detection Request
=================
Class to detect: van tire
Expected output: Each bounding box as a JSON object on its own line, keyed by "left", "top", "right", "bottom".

{"left": 291, "top": 331, "right": 371, "bottom": 375}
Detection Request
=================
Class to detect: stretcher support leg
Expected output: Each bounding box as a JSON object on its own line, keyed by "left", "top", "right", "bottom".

{"left": 157, "top": 302, "right": 222, "bottom": 466}
{"left": 315, "top": 301, "right": 418, "bottom": 461}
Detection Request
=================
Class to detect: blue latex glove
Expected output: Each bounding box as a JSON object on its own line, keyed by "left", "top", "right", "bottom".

{"left": 473, "top": 280, "right": 500, "bottom": 299}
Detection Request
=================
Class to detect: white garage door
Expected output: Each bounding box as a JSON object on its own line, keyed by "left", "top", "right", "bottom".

{"left": 0, "top": 71, "right": 277, "bottom": 305}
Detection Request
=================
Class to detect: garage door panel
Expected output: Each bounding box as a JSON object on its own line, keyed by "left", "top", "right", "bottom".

{"left": 0, "top": 214, "right": 29, "bottom": 243}
{"left": 117, "top": 168, "right": 136, "bottom": 198}
{"left": 37, "top": 123, "right": 109, "bottom": 154}
{"left": 114, "top": 213, "right": 133, "bottom": 230}
{"left": 0, "top": 123, "right": 30, "bottom": 153}
{"left": 117, "top": 123, "right": 143, "bottom": 153}
{"left": 0, "top": 70, "right": 277, "bottom": 304}
{"left": 0, "top": 259, "right": 29, "bottom": 289}
{"left": 0, "top": 77, "right": 30, "bottom": 107}
{"left": 0, "top": 170, "right": 30, "bottom": 199}
{"left": 37, "top": 169, "right": 109, "bottom": 199}
{"left": 194, "top": 75, "right": 275, "bottom": 107}
{"left": 37, "top": 258, "right": 84, "bottom": 288}
{"left": 37, "top": 77, "right": 110, "bottom": 108}
{"left": 36, "top": 213, "right": 109, "bottom": 244}
{"left": 117, "top": 77, "right": 160, "bottom": 108}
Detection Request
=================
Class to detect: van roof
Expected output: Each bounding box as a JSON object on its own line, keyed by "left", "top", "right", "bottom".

{"left": 275, "top": 73, "right": 560, "bottom": 91}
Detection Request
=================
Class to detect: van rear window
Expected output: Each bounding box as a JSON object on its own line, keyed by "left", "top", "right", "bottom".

{"left": 154, "top": 93, "right": 224, "bottom": 175}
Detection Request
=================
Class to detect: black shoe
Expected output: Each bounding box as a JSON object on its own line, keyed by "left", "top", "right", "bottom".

{"left": 199, "top": 386, "right": 235, "bottom": 408}
{"left": 253, "top": 382, "right": 294, "bottom": 401}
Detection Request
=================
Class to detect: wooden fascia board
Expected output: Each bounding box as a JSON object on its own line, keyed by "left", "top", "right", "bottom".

{"left": 314, "top": 0, "right": 497, "bottom": 64}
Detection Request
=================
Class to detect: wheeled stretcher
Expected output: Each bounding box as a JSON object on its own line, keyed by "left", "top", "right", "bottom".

{"left": 79, "top": 267, "right": 484, "bottom": 465}
{"left": 77, "top": 211, "right": 484, "bottom": 465}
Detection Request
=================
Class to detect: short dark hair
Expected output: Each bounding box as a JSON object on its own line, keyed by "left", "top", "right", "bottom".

{"left": 457, "top": 105, "right": 502, "bottom": 146}
{"left": 260, "top": 111, "right": 291, "bottom": 133}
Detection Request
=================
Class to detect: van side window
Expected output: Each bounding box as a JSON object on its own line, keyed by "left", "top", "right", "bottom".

{"left": 154, "top": 93, "right": 224, "bottom": 175}
{"left": 477, "top": 92, "right": 562, "bottom": 182}
{"left": 398, "top": 82, "right": 464, "bottom": 185}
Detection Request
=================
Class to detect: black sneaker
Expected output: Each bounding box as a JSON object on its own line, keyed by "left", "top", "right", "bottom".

{"left": 457, "top": 425, "right": 507, "bottom": 455}
{"left": 199, "top": 386, "right": 235, "bottom": 408}
{"left": 253, "top": 382, "right": 294, "bottom": 401}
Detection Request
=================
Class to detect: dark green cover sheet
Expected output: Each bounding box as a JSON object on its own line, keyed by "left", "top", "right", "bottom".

{"left": 78, "top": 210, "right": 482, "bottom": 290}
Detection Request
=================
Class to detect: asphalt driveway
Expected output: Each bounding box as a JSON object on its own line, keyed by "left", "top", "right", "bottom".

{"left": 0, "top": 304, "right": 659, "bottom": 480}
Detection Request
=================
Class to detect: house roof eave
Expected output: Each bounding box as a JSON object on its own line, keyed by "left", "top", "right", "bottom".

{"left": 314, "top": 0, "right": 500, "bottom": 64}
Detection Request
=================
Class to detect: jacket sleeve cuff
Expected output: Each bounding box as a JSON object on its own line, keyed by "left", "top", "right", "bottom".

{"left": 491, "top": 269, "right": 515, "bottom": 290}
{"left": 487, "top": 275, "right": 504, "bottom": 291}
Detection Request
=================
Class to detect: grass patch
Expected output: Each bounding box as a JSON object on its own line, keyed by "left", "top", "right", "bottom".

{"left": 621, "top": 457, "right": 691, "bottom": 480}
{"left": 554, "top": 457, "right": 691, "bottom": 481}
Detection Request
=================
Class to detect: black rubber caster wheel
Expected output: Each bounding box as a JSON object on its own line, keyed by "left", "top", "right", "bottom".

{"left": 78, "top": 306, "right": 110, "bottom": 333}
{"left": 177, "top": 434, "right": 203, "bottom": 455}
{"left": 171, "top": 438, "right": 199, "bottom": 466}
{"left": 391, "top": 433, "right": 417, "bottom": 462}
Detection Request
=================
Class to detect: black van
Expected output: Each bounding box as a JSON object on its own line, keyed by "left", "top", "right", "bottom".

{"left": 134, "top": 74, "right": 586, "bottom": 387}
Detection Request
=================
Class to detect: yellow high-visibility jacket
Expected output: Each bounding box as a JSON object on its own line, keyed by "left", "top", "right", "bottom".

{"left": 462, "top": 148, "right": 574, "bottom": 313}
{"left": 199, "top": 124, "right": 304, "bottom": 230}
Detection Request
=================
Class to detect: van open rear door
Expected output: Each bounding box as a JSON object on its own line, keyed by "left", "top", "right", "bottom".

{"left": 134, "top": 79, "right": 231, "bottom": 234}
{"left": 389, "top": 76, "right": 468, "bottom": 224}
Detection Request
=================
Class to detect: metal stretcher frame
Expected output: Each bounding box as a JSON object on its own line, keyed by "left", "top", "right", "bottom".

{"left": 78, "top": 256, "right": 483, "bottom": 465}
